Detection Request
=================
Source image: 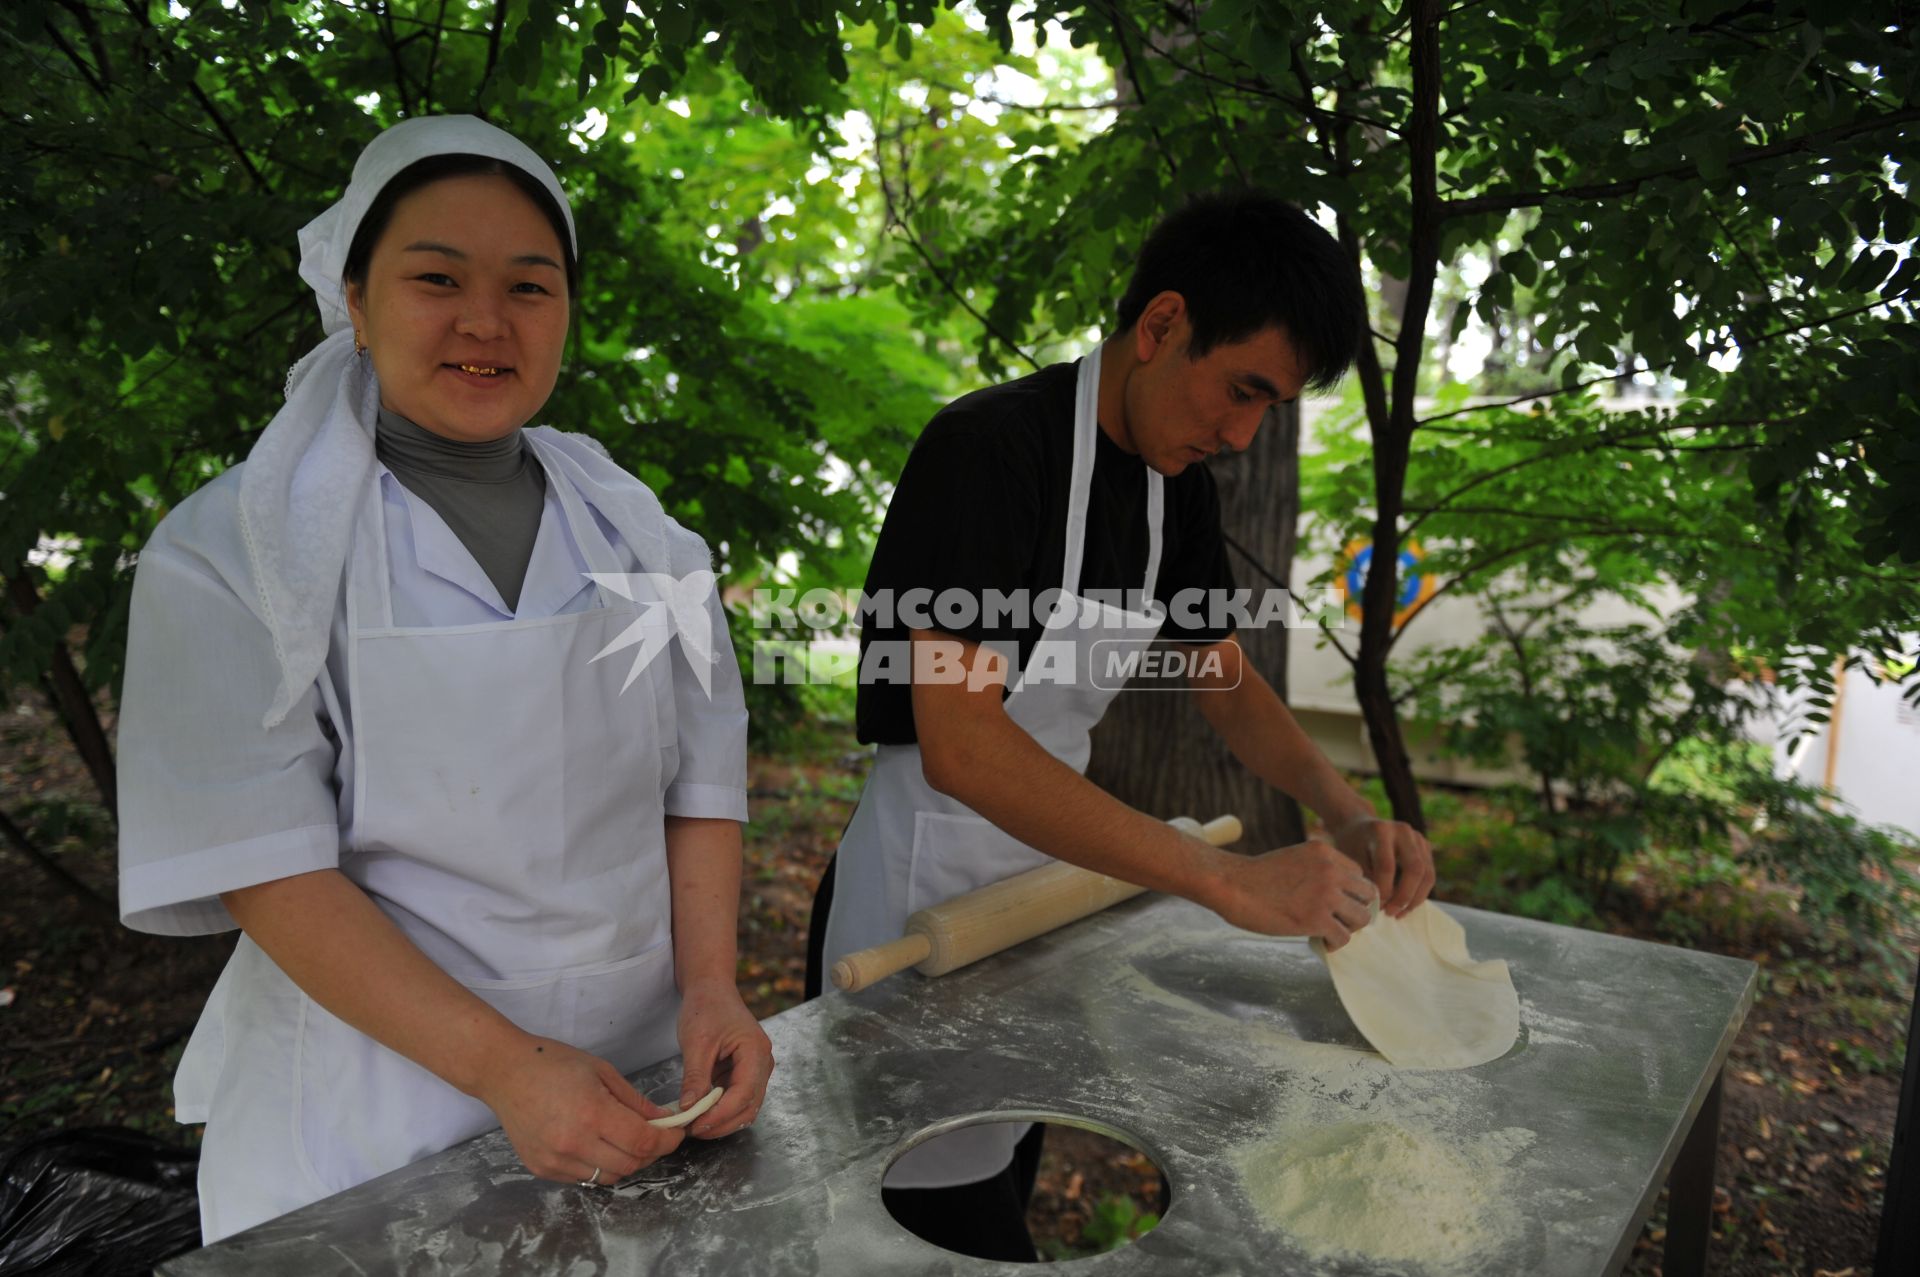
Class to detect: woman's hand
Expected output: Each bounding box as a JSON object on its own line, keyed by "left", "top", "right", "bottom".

{"left": 675, "top": 978, "right": 774, "bottom": 1139}
{"left": 473, "top": 1033, "right": 684, "bottom": 1185}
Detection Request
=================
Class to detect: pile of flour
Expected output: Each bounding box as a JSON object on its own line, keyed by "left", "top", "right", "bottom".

{"left": 1234, "top": 1120, "right": 1535, "bottom": 1273}
{"left": 1095, "top": 931, "right": 1552, "bottom": 1273}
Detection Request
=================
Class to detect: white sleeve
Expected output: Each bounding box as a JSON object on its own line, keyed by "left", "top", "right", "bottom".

{"left": 662, "top": 585, "right": 749, "bottom": 822}
{"left": 116, "top": 533, "right": 341, "bottom": 937}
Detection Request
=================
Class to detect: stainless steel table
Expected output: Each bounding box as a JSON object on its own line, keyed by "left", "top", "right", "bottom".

{"left": 161, "top": 897, "right": 1754, "bottom": 1275}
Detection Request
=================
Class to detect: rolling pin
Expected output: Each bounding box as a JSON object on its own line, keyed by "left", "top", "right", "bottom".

{"left": 830, "top": 813, "right": 1242, "bottom": 993}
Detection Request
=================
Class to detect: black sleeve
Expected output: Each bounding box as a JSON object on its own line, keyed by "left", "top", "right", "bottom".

{"left": 860, "top": 419, "right": 1045, "bottom": 649}
{"left": 1156, "top": 465, "right": 1237, "bottom": 645}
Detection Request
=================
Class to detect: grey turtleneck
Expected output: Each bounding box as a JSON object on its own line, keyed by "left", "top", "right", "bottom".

{"left": 375, "top": 407, "right": 548, "bottom": 612}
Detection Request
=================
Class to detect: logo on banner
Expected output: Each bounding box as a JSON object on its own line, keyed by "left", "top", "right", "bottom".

{"left": 1341, "top": 538, "right": 1435, "bottom": 629}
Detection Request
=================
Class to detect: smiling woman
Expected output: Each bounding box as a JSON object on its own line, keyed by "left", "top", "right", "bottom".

{"left": 342, "top": 156, "right": 577, "bottom": 444}
{"left": 113, "top": 116, "right": 772, "bottom": 1245}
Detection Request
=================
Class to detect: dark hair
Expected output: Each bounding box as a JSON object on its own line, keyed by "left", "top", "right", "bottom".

{"left": 342, "top": 153, "right": 578, "bottom": 295}
{"left": 1114, "top": 191, "right": 1364, "bottom": 391}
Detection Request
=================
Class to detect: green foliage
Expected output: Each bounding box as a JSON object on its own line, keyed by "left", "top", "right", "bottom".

{"left": 1511, "top": 875, "right": 1599, "bottom": 929}
{"left": 1302, "top": 373, "right": 1920, "bottom": 747}
{"left": 1039, "top": 1192, "right": 1160, "bottom": 1260}
{"left": 813, "top": 0, "right": 1919, "bottom": 835}
{"left": 1405, "top": 599, "right": 1916, "bottom": 957}
{"left": 1673, "top": 743, "right": 1919, "bottom": 967}
{"left": 734, "top": 638, "right": 860, "bottom": 757}
{"left": 0, "top": 1, "right": 978, "bottom": 732}
{"left": 1080, "top": 1192, "right": 1160, "bottom": 1250}
{"left": 7, "top": 0, "right": 1917, "bottom": 860}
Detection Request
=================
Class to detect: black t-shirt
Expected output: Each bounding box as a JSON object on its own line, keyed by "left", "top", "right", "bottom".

{"left": 855, "top": 360, "right": 1237, "bottom": 745}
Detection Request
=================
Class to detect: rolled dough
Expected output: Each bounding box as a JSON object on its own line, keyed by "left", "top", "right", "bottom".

{"left": 648, "top": 1085, "right": 724, "bottom": 1129}
{"left": 1311, "top": 902, "right": 1518, "bottom": 1069}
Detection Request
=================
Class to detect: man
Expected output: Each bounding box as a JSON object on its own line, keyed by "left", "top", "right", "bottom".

{"left": 806, "top": 191, "right": 1437, "bottom": 1260}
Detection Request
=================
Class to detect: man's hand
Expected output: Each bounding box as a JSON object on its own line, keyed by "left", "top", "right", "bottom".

{"left": 474, "top": 1034, "right": 684, "bottom": 1185}
{"left": 675, "top": 979, "right": 774, "bottom": 1140}
{"left": 1210, "top": 842, "right": 1379, "bottom": 951}
{"left": 1334, "top": 817, "right": 1436, "bottom": 918}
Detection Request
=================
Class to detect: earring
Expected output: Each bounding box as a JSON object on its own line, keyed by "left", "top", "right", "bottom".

{"left": 353, "top": 331, "right": 367, "bottom": 356}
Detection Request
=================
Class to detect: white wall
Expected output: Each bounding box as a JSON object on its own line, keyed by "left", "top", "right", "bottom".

{"left": 1765, "top": 656, "right": 1920, "bottom": 841}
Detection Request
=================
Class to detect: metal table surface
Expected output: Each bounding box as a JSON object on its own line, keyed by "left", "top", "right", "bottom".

{"left": 161, "top": 897, "right": 1755, "bottom": 1276}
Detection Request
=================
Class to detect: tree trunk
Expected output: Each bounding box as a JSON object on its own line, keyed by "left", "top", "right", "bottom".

{"left": 5, "top": 568, "right": 118, "bottom": 816}
{"left": 0, "top": 805, "right": 117, "bottom": 928}
{"left": 1350, "top": 0, "right": 1444, "bottom": 834}
{"left": 1087, "top": 402, "right": 1307, "bottom": 852}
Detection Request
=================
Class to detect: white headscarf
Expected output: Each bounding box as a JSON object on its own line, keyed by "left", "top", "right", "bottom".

{"left": 238, "top": 115, "right": 714, "bottom": 728}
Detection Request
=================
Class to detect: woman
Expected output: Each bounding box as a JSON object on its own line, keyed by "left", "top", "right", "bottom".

{"left": 115, "top": 116, "right": 773, "bottom": 1244}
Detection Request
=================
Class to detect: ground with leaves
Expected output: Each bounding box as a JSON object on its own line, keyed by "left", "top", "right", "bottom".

{"left": 2, "top": 698, "right": 1910, "bottom": 1268}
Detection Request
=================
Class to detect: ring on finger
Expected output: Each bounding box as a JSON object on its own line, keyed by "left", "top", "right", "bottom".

{"left": 578, "top": 1166, "right": 601, "bottom": 1189}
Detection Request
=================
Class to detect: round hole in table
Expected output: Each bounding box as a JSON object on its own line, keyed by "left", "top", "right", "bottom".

{"left": 883, "top": 1113, "right": 1169, "bottom": 1264}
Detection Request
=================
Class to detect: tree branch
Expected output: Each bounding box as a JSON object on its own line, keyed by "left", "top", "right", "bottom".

{"left": 1445, "top": 106, "right": 1920, "bottom": 220}
{"left": 376, "top": 0, "right": 417, "bottom": 116}
{"left": 1340, "top": 221, "right": 1395, "bottom": 437}
{"left": 874, "top": 108, "right": 1039, "bottom": 373}
{"left": 0, "top": 805, "right": 117, "bottom": 928}
{"left": 1403, "top": 418, "right": 1775, "bottom": 537}
{"left": 55, "top": 0, "right": 114, "bottom": 83}
{"left": 1416, "top": 296, "right": 1896, "bottom": 426}
{"left": 1403, "top": 506, "right": 1701, "bottom": 530}
{"left": 1100, "top": 1, "right": 1177, "bottom": 180}
{"left": 119, "top": 0, "right": 272, "bottom": 193}
{"left": 479, "top": 0, "right": 507, "bottom": 100}
{"left": 1385, "top": 527, "right": 1716, "bottom": 654}
{"left": 1152, "top": 29, "right": 1405, "bottom": 135}
{"left": 422, "top": 0, "right": 448, "bottom": 111}
{"left": 40, "top": 19, "right": 108, "bottom": 99}
{"left": 1187, "top": 30, "right": 1249, "bottom": 187}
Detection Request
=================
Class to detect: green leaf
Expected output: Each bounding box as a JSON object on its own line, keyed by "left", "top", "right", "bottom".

{"left": 1499, "top": 250, "right": 1538, "bottom": 289}
{"left": 654, "top": 2, "right": 694, "bottom": 49}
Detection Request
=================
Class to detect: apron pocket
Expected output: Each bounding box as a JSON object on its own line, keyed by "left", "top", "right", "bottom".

{"left": 464, "top": 942, "right": 682, "bottom": 1074}
{"left": 906, "top": 810, "right": 1052, "bottom": 914}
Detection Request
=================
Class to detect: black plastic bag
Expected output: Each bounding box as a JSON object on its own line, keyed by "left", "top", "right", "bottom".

{"left": 0, "top": 1127, "right": 200, "bottom": 1277}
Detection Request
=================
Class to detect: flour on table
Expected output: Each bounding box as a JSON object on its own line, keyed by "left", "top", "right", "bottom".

{"left": 1093, "top": 924, "right": 1544, "bottom": 1272}
{"left": 1234, "top": 1121, "right": 1535, "bottom": 1274}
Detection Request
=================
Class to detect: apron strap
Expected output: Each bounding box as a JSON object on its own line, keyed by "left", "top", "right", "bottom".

{"left": 1064, "top": 348, "right": 1167, "bottom": 611}
{"left": 1061, "top": 351, "right": 1100, "bottom": 600}
{"left": 348, "top": 469, "right": 395, "bottom": 632}
{"left": 1141, "top": 470, "right": 1165, "bottom": 605}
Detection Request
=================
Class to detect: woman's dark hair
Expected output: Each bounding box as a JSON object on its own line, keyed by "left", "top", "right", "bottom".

{"left": 1114, "top": 191, "right": 1364, "bottom": 392}
{"left": 342, "top": 152, "right": 578, "bottom": 295}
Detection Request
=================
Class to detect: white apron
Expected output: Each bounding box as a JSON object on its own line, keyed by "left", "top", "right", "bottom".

{"left": 823, "top": 349, "right": 1166, "bottom": 1188}
{"left": 180, "top": 461, "right": 684, "bottom": 1242}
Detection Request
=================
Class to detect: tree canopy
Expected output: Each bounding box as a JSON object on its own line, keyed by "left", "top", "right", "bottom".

{"left": 846, "top": 0, "right": 1918, "bottom": 821}
{"left": 3, "top": 0, "right": 1915, "bottom": 834}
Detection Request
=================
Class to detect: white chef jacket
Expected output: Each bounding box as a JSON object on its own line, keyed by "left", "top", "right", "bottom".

{"left": 117, "top": 458, "right": 749, "bottom": 938}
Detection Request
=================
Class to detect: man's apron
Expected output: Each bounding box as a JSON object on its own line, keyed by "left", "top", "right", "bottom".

{"left": 178, "top": 463, "right": 684, "bottom": 1242}
{"left": 822, "top": 348, "right": 1166, "bottom": 1188}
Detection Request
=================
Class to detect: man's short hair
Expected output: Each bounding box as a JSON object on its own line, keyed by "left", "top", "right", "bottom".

{"left": 1115, "top": 191, "right": 1365, "bottom": 391}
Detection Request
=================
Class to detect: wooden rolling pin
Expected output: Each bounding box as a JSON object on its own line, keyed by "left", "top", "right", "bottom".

{"left": 830, "top": 813, "right": 1242, "bottom": 993}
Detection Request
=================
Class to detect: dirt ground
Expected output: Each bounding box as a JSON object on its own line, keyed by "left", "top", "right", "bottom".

{"left": 2, "top": 694, "right": 1912, "bottom": 1269}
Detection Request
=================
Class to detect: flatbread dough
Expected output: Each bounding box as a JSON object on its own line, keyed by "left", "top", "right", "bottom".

{"left": 648, "top": 1085, "right": 724, "bottom": 1129}
{"left": 1311, "top": 902, "right": 1518, "bottom": 1069}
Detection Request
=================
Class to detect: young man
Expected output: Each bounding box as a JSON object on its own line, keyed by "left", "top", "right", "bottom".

{"left": 806, "top": 192, "right": 1437, "bottom": 1259}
